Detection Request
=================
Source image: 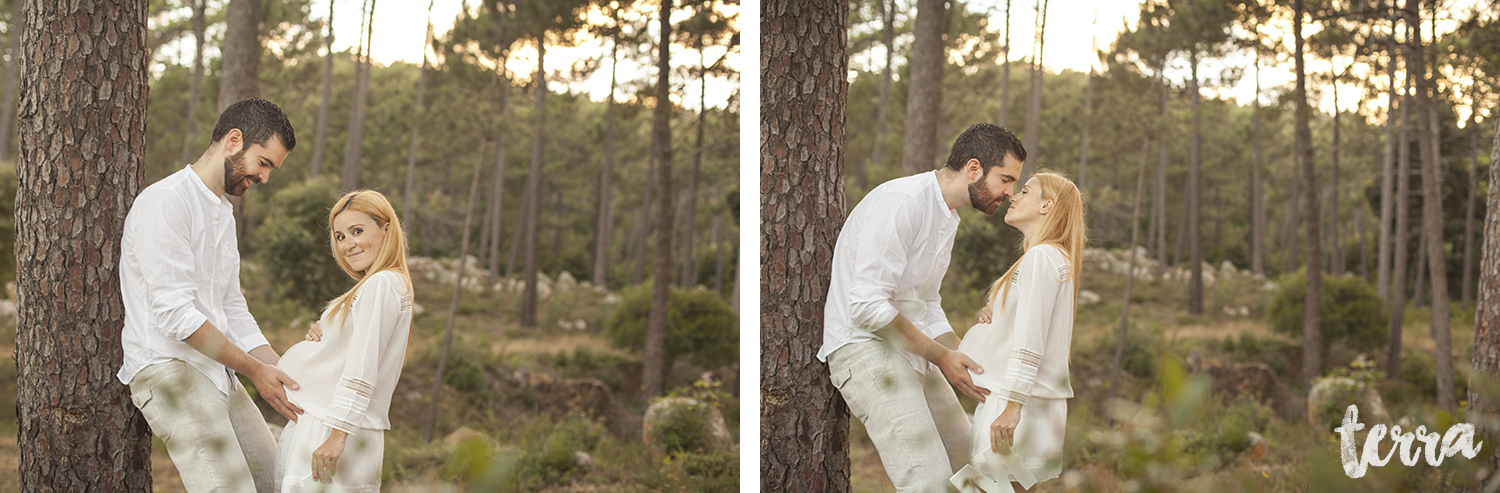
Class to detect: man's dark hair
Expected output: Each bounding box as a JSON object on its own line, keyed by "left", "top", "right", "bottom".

{"left": 210, "top": 97, "right": 297, "bottom": 151}
{"left": 943, "top": 123, "right": 1025, "bottom": 173}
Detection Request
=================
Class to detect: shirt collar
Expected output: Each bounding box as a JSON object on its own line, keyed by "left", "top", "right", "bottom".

{"left": 184, "top": 164, "right": 228, "bottom": 206}
{"left": 925, "top": 171, "right": 955, "bottom": 220}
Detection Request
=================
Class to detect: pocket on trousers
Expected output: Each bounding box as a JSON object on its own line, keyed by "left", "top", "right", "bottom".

{"left": 831, "top": 367, "right": 853, "bottom": 390}
{"left": 129, "top": 388, "right": 166, "bottom": 439}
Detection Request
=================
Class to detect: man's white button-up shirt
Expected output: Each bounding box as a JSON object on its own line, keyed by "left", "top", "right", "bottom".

{"left": 819, "top": 171, "right": 959, "bottom": 372}
{"left": 117, "top": 166, "right": 269, "bottom": 395}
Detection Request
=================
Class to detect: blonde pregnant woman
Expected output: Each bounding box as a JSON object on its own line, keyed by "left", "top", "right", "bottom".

{"left": 275, "top": 190, "right": 414, "bottom": 492}
{"left": 951, "top": 172, "right": 1084, "bottom": 493}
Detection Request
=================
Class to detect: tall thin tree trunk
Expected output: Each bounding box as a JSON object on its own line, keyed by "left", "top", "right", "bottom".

{"left": 1021, "top": 0, "right": 1049, "bottom": 183}
{"left": 1358, "top": 206, "right": 1368, "bottom": 280}
{"left": 1077, "top": 12, "right": 1096, "bottom": 192}
{"left": 1110, "top": 138, "right": 1150, "bottom": 405}
{"left": 593, "top": 34, "right": 619, "bottom": 288}
{"left": 1414, "top": 223, "right": 1427, "bottom": 307}
{"left": 176, "top": 0, "right": 207, "bottom": 171}
{"left": 311, "top": 0, "right": 336, "bottom": 178}
{"left": 866, "top": 0, "right": 894, "bottom": 191}
{"left": 1378, "top": 20, "right": 1397, "bottom": 301}
{"left": 506, "top": 192, "right": 528, "bottom": 278}
{"left": 16, "top": 0, "right": 153, "bottom": 487}
{"left": 341, "top": 0, "right": 377, "bottom": 191}
{"left": 679, "top": 58, "right": 706, "bottom": 288}
{"left": 1154, "top": 73, "right": 1168, "bottom": 271}
{"left": 1187, "top": 51, "right": 1203, "bottom": 314}
{"left": 1251, "top": 54, "right": 1265, "bottom": 276}
{"left": 1410, "top": 0, "right": 1455, "bottom": 410}
{"left": 631, "top": 156, "right": 655, "bottom": 285}
{"left": 1465, "top": 111, "right": 1500, "bottom": 481}
{"left": 900, "top": 0, "right": 943, "bottom": 176}
{"left": 403, "top": 0, "right": 435, "bottom": 218}
{"left": 488, "top": 76, "right": 511, "bottom": 286}
{"left": 1294, "top": 0, "right": 1322, "bottom": 385}
{"left": 218, "top": 0, "right": 260, "bottom": 112}
{"left": 521, "top": 40, "right": 547, "bottom": 328}
{"left": 1330, "top": 69, "right": 1342, "bottom": 275}
{"left": 713, "top": 214, "right": 724, "bottom": 295}
{"left": 423, "top": 142, "right": 486, "bottom": 443}
{"left": 1463, "top": 120, "right": 1480, "bottom": 309}
{"left": 1388, "top": 64, "right": 1412, "bottom": 378}
{"left": 642, "top": 0, "right": 676, "bottom": 402}
{"left": 0, "top": 0, "right": 22, "bottom": 162}
{"left": 761, "top": 0, "right": 850, "bottom": 487}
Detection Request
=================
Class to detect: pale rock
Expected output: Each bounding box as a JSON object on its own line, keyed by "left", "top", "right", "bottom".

{"left": 1078, "top": 290, "right": 1101, "bottom": 306}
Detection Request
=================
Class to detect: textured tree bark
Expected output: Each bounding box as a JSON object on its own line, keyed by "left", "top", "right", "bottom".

{"left": 311, "top": 0, "right": 335, "bottom": 178}
{"left": 1294, "top": 0, "right": 1322, "bottom": 385}
{"left": 521, "top": 41, "right": 546, "bottom": 328}
{"left": 1409, "top": 0, "right": 1455, "bottom": 410}
{"left": 0, "top": 0, "right": 21, "bottom": 161}
{"left": 176, "top": 0, "right": 207, "bottom": 173}
{"left": 16, "top": 0, "right": 153, "bottom": 489}
{"left": 761, "top": 0, "right": 850, "bottom": 489}
{"left": 341, "top": 0, "right": 377, "bottom": 191}
{"left": 217, "top": 0, "right": 260, "bottom": 112}
{"left": 642, "top": 0, "right": 674, "bottom": 402}
{"left": 1466, "top": 113, "right": 1500, "bottom": 479}
{"left": 899, "top": 0, "right": 942, "bottom": 176}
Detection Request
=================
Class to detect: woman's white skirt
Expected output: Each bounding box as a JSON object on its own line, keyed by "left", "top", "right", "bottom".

{"left": 951, "top": 396, "right": 1067, "bottom": 492}
{"left": 274, "top": 418, "right": 385, "bottom": 493}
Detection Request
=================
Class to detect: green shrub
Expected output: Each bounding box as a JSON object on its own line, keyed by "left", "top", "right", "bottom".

{"left": 255, "top": 177, "right": 347, "bottom": 312}
{"left": 605, "top": 284, "right": 737, "bottom": 369}
{"left": 515, "top": 414, "right": 605, "bottom": 489}
{"left": 1266, "top": 271, "right": 1389, "bottom": 353}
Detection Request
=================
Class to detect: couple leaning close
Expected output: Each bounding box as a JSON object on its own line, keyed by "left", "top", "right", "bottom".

{"left": 821, "top": 123, "right": 1085, "bottom": 493}
{"left": 118, "top": 98, "right": 413, "bottom": 492}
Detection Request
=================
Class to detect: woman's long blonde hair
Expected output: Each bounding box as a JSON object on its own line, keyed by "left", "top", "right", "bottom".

{"left": 323, "top": 190, "right": 412, "bottom": 326}
{"left": 985, "top": 171, "right": 1086, "bottom": 307}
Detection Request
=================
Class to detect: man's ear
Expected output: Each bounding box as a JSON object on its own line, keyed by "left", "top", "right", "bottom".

{"left": 967, "top": 158, "right": 983, "bottom": 180}
{"left": 222, "top": 128, "right": 245, "bottom": 155}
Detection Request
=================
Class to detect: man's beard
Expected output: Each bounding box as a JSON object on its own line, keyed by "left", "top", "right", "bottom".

{"left": 968, "top": 168, "right": 1001, "bottom": 215}
{"left": 222, "top": 148, "right": 256, "bottom": 196}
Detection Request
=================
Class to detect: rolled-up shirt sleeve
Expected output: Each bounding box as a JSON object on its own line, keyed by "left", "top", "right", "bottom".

{"left": 997, "top": 246, "right": 1067, "bottom": 406}
{"left": 129, "top": 193, "right": 211, "bottom": 341}
{"left": 222, "top": 260, "right": 268, "bottom": 351}
{"left": 847, "top": 193, "right": 923, "bottom": 332}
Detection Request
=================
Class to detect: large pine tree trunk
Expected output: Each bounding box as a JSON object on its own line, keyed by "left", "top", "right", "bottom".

{"left": 899, "top": 0, "right": 942, "bottom": 176}
{"left": 1409, "top": 0, "right": 1455, "bottom": 409}
{"left": 521, "top": 41, "right": 546, "bottom": 328}
{"left": 0, "top": 0, "right": 21, "bottom": 162}
{"left": 642, "top": 0, "right": 675, "bottom": 402}
{"left": 1388, "top": 68, "right": 1412, "bottom": 378}
{"left": 593, "top": 37, "right": 619, "bottom": 287}
{"left": 218, "top": 0, "right": 260, "bottom": 112}
{"left": 1466, "top": 113, "right": 1500, "bottom": 479}
{"left": 1294, "top": 0, "right": 1322, "bottom": 385}
{"left": 16, "top": 0, "right": 153, "bottom": 489}
{"left": 1187, "top": 52, "right": 1203, "bottom": 314}
{"left": 176, "top": 0, "right": 207, "bottom": 172}
{"left": 311, "top": 0, "right": 335, "bottom": 177}
{"left": 761, "top": 0, "right": 850, "bottom": 489}
{"left": 1378, "top": 23, "right": 1397, "bottom": 301}
{"left": 342, "top": 0, "right": 377, "bottom": 191}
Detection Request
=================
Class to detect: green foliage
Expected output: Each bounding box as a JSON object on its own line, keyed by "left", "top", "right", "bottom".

{"left": 1309, "top": 359, "right": 1383, "bottom": 432}
{"left": 605, "top": 284, "right": 737, "bottom": 369}
{"left": 1182, "top": 396, "right": 1275, "bottom": 470}
{"left": 649, "top": 379, "right": 732, "bottom": 455}
{"left": 637, "top": 451, "right": 739, "bottom": 493}
{"left": 255, "top": 177, "right": 347, "bottom": 312}
{"left": 1266, "top": 271, "right": 1389, "bottom": 353}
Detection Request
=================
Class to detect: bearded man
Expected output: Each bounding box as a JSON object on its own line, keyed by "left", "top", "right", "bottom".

{"left": 118, "top": 97, "right": 302, "bottom": 492}
{"left": 819, "top": 123, "right": 1027, "bottom": 492}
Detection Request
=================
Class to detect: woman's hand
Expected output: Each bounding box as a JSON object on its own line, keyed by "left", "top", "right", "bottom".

{"left": 990, "top": 401, "right": 1023, "bottom": 454}
{"left": 305, "top": 319, "right": 323, "bottom": 342}
{"left": 311, "top": 429, "right": 348, "bottom": 483}
{"left": 977, "top": 303, "right": 993, "bottom": 324}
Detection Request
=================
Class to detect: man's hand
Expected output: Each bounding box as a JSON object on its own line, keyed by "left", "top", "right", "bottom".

{"left": 311, "top": 429, "right": 348, "bottom": 483}
{"left": 990, "top": 400, "right": 1023, "bottom": 454}
{"left": 247, "top": 364, "right": 303, "bottom": 422}
{"left": 936, "top": 350, "right": 989, "bottom": 402}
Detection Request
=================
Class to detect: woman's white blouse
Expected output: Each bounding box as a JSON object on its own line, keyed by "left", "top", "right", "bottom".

{"left": 958, "top": 244, "right": 1075, "bottom": 405}
{"left": 279, "top": 270, "right": 413, "bottom": 433}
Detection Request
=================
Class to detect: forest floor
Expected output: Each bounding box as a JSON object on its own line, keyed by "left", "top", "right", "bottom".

{"left": 0, "top": 260, "right": 738, "bottom": 492}
{"left": 849, "top": 251, "right": 1487, "bottom": 492}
